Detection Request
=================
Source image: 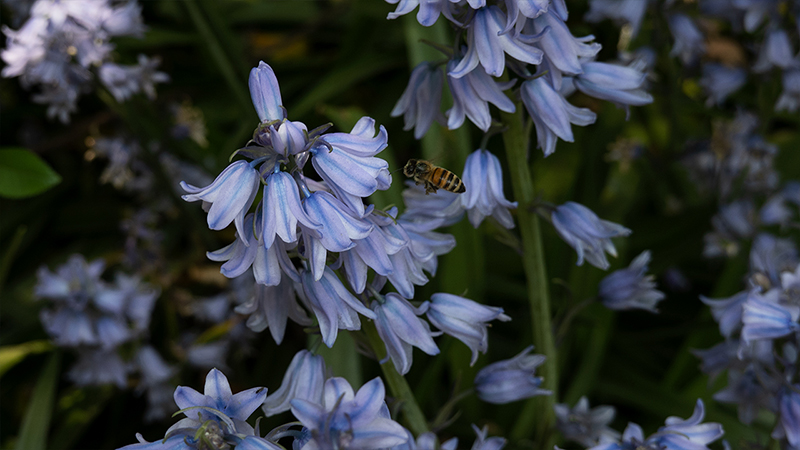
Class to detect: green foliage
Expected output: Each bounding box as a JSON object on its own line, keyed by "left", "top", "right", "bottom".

{"left": 0, "top": 148, "right": 61, "bottom": 199}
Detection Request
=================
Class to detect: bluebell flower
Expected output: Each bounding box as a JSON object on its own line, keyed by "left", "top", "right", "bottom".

{"left": 310, "top": 118, "right": 391, "bottom": 217}
{"left": 741, "top": 290, "right": 800, "bottom": 343}
{"left": 263, "top": 350, "right": 327, "bottom": 416}
{"left": 372, "top": 292, "right": 440, "bottom": 375}
{"left": 460, "top": 149, "right": 517, "bottom": 229}
{"left": 290, "top": 377, "right": 409, "bottom": 450}
{"left": 301, "top": 267, "right": 376, "bottom": 347}
{"left": 261, "top": 170, "right": 321, "bottom": 250}
{"left": 753, "top": 28, "right": 799, "bottom": 73}
{"left": 385, "top": 0, "right": 453, "bottom": 27}
{"left": 776, "top": 69, "right": 800, "bottom": 112}
{"left": 340, "top": 207, "right": 408, "bottom": 294}
{"left": 775, "top": 387, "right": 800, "bottom": 447}
{"left": 392, "top": 430, "right": 458, "bottom": 450}
{"left": 469, "top": 424, "right": 507, "bottom": 450}
{"left": 521, "top": 77, "right": 597, "bottom": 156}
{"left": 551, "top": 202, "right": 631, "bottom": 270}
{"left": 181, "top": 160, "right": 260, "bottom": 241}
{"left": 691, "top": 340, "right": 738, "bottom": 380}
{"left": 749, "top": 233, "right": 798, "bottom": 287}
{"left": 68, "top": 348, "right": 129, "bottom": 388}
{"left": 713, "top": 366, "right": 779, "bottom": 425}
{"left": 584, "top": 0, "right": 649, "bottom": 36}
{"left": 401, "top": 182, "right": 464, "bottom": 225}
{"left": 700, "top": 63, "right": 747, "bottom": 106}
{"left": 392, "top": 62, "right": 443, "bottom": 139}
{"left": 236, "top": 277, "right": 312, "bottom": 344}
{"left": 249, "top": 61, "right": 286, "bottom": 122}
{"left": 598, "top": 251, "right": 665, "bottom": 312}
{"left": 588, "top": 400, "right": 723, "bottom": 450}
{"left": 474, "top": 346, "right": 551, "bottom": 404}
{"left": 422, "top": 292, "right": 510, "bottom": 365}
{"left": 302, "top": 189, "right": 373, "bottom": 267}
{"left": 118, "top": 368, "right": 267, "bottom": 450}
{"left": 449, "top": 6, "right": 544, "bottom": 78}
{"left": 573, "top": 61, "right": 653, "bottom": 110}
{"left": 446, "top": 57, "right": 516, "bottom": 132}
{"left": 135, "top": 346, "right": 178, "bottom": 422}
{"left": 555, "top": 397, "right": 620, "bottom": 447}
{"left": 529, "top": 10, "right": 602, "bottom": 75}
{"left": 700, "top": 291, "right": 748, "bottom": 338}
{"left": 34, "top": 254, "right": 104, "bottom": 303}
{"left": 703, "top": 200, "right": 757, "bottom": 259}
{"left": 501, "top": 0, "right": 549, "bottom": 35}
{"left": 99, "top": 55, "right": 169, "bottom": 102}
{"left": 668, "top": 14, "right": 705, "bottom": 65}
{"left": 187, "top": 341, "right": 231, "bottom": 371}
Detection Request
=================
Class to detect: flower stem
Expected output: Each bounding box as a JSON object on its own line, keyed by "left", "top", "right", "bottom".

{"left": 363, "top": 320, "right": 429, "bottom": 436}
{"left": 500, "top": 108, "right": 557, "bottom": 446}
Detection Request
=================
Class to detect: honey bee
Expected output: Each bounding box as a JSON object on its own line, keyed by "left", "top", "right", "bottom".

{"left": 403, "top": 159, "right": 466, "bottom": 194}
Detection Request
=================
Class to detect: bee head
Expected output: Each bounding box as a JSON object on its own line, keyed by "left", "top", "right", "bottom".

{"left": 403, "top": 159, "right": 417, "bottom": 177}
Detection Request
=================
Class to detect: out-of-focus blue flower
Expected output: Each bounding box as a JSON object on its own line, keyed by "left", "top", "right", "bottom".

{"left": 263, "top": 350, "right": 327, "bottom": 416}
{"left": 753, "top": 28, "right": 799, "bottom": 73}
{"left": 469, "top": 424, "right": 507, "bottom": 450}
{"left": 290, "top": 377, "right": 409, "bottom": 450}
{"left": 714, "top": 366, "right": 779, "bottom": 425}
{"left": 741, "top": 290, "right": 800, "bottom": 343}
{"left": 401, "top": 182, "right": 464, "bottom": 225}
{"left": 460, "top": 149, "right": 517, "bottom": 228}
{"left": 34, "top": 254, "right": 104, "bottom": 303}
{"left": 775, "top": 387, "right": 800, "bottom": 447}
{"left": 588, "top": 400, "right": 723, "bottom": 450}
{"left": 521, "top": 76, "right": 596, "bottom": 156}
{"left": 776, "top": 69, "right": 800, "bottom": 112}
{"left": 449, "top": 6, "right": 545, "bottom": 78}
{"left": 118, "top": 368, "right": 267, "bottom": 450}
{"left": 668, "top": 13, "right": 705, "bottom": 65}
{"left": 530, "top": 10, "right": 601, "bottom": 76}
{"left": 422, "top": 292, "right": 510, "bottom": 365}
{"left": 749, "top": 233, "right": 798, "bottom": 287}
{"left": 701, "top": 291, "right": 748, "bottom": 338}
{"left": 372, "top": 293, "right": 440, "bottom": 375}
{"left": 700, "top": 63, "right": 747, "bottom": 106}
{"left": 703, "top": 200, "right": 757, "bottom": 259}
{"left": 99, "top": 55, "right": 168, "bottom": 102}
{"left": 69, "top": 349, "right": 129, "bottom": 388}
{"left": 474, "top": 346, "right": 551, "bottom": 404}
{"left": 135, "top": 346, "right": 178, "bottom": 422}
{"left": 574, "top": 61, "right": 653, "bottom": 112}
{"left": 392, "top": 62, "right": 443, "bottom": 139}
{"left": 446, "top": 57, "right": 516, "bottom": 132}
{"left": 555, "top": 397, "right": 620, "bottom": 447}
{"left": 584, "top": 0, "right": 649, "bottom": 36}
{"left": 392, "top": 430, "right": 458, "bottom": 450}
{"left": 1, "top": 0, "right": 160, "bottom": 122}
{"left": 301, "top": 268, "right": 376, "bottom": 347}
{"left": 598, "top": 251, "right": 665, "bottom": 312}
{"left": 181, "top": 160, "right": 260, "bottom": 241}
{"left": 551, "top": 202, "right": 631, "bottom": 270}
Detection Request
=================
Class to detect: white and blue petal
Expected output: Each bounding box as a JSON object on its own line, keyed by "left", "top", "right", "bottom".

{"left": 249, "top": 61, "right": 285, "bottom": 123}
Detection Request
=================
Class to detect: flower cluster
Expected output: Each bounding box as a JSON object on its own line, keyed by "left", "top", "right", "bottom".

{"left": 120, "top": 363, "right": 511, "bottom": 450}
{"left": 388, "top": 0, "right": 653, "bottom": 156}
{"left": 184, "top": 61, "right": 510, "bottom": 375}
{"left": 1, "top": 0, "right": 168, "bottom": 122}
{"left": 586, "top": 400, "right": 723, "bottom": 450}
{"left": 694, "top": 260, "right": 800, "bottom": 448}
{"left": 34, "top": 254, "right": 178, "bottom": 421}
{"left": 668, "top": 1, "right": 798, "bottom": 110}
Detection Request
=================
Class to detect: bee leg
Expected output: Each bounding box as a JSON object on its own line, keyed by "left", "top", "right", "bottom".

{"left": 424, "top": 182, "right": 438, "bottom": 194}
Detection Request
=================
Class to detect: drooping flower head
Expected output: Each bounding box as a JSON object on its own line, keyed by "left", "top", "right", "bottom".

{"left": 551, "top": 202, "right": 631, "bottom": 270}
{"left": 474, "top": 346, "right": 552, "bottom": 404}
{"left": 598, "top": 251, "right": 665, "bottom": 312}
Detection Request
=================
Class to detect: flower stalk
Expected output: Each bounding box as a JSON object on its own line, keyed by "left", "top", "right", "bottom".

{"left": 500, "top": 108, "right": 557, "bottom": 446}
{"left": 362, "top": 320, "right": 429, "bottom": 436}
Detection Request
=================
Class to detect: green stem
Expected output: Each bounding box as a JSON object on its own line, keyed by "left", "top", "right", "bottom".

{"left": 501, "top": 109, "right": 557, "bottom": 446}
{"left": 363, "top": 320, "right": 429, "bottom": 436}
{"left": 184, "top": 0, "right": 251, "bottom": 112}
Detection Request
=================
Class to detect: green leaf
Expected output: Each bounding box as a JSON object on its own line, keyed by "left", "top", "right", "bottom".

{"left": 0, "top": 340, "right": 53, "bottom": 378}
{"left": 0, "top": 148, "right": 61, "bottom": 199}
{"left": 15, "top": 352, "right": 60, "bottom": 450}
